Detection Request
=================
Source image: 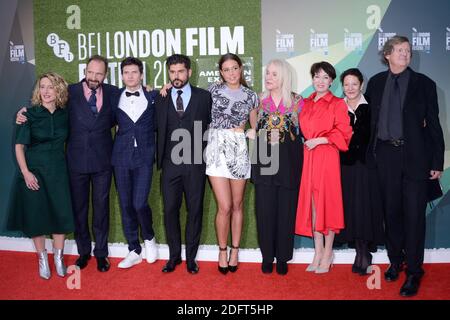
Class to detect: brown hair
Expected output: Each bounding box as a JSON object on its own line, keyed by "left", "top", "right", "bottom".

{"left": 381, "top": 35, "right": 411, "bottom": 65}
{"left": 310, "top": 61, "right": 336, "bottom": 80}
{"left": 218, "top": 53, "right": 248, "bottom": 87}
{"left": 31, "top": 72, "right": 68, "bottom": 108}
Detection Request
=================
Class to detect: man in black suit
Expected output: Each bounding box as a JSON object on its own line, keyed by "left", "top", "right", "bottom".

{"left": 366, "top": 36, "right": 445, "bottom": 297}
{"left": 65, "top": 55, "right": 119, "bottom": 272}
{"left": 155, "top": 54, "right": 212, "bottom": 274}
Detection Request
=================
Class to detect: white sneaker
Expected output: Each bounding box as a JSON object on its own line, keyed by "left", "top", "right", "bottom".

{"left": 118, "top": 250, "right": 142, "bottom": 269}
{"left": 144, "top": 238, "right": 158, "bottom": 263}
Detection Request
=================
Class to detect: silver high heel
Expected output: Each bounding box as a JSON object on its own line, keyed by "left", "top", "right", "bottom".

{"left": 306, "top": 263, "right": 318, "bottom": 272}
{"left": 315, "top": 253, "right": 334, "bottom": 274}
{"left": 306, "top": 254, "right": 322, "bottom": 272}
{"left": 37, "top": 250, "right": 51, "bottom": 280}
{"left": 53, "top": 248, "right": 67, "bottom": 277}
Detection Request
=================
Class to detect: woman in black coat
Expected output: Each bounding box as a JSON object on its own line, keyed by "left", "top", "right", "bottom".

{"left": 335, "top": 68, "right": 384, "bottom": 275}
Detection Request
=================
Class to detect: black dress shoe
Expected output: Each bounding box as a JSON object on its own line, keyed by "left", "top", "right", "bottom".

{"left": 96, "top": 257, "right": 110, "bottom": 272}
{"left": 384, "top": 263, "right": 403, "bottom": 282}
{"left": 276, "top": 262, "right": 288, "bottom": 275}
{"left": 261, "top": 262, "right": 273, "bottom": 274}
{"left": 76, "top": 254, "right": 91, "bottom": 269}
{"left": 400, "top": 275, "right": 422, "bottom": 297}
{"left": 187, "top": 261, "right": 199, "bottom": 274}
{"left": 162, "top": 259, "right": 182, "bottom": 273}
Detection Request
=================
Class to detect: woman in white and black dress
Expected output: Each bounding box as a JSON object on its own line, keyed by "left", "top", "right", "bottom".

{"left": 205, "top": 53, "right": 259, "bottom": 274}
{"left": 335, "top": 68, "right": 384, "bottom": 275}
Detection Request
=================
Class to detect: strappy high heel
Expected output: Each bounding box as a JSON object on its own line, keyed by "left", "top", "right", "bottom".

{"left": 218, "top": 246, "right": 228, "bottom": 275}
{"left": 228, "top": 245, "right": 239, "bottom": 273}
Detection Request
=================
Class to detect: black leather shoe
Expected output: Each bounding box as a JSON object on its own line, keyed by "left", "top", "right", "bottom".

{"left": 384, "top": 263, "right": 403, "bottom": 282}
{"left": 262, "top": 262, "right": 273, "bottom": 274}
{"left": 96, "top": 257, "right": 110, "bottom": 272}
{"left": 162, "top": 259, "right": 182, "bottom": 273}
{"left": 400, "top": 275, "right": 422, "bottom": 297}
{"left": 276, "top": 262, "right": 288, "bottom": 275}
{"left": 76, "top": 254, "right": 91, "bottom": 269}
{"left": 187, "top": 261, "right": 199, "bottom": 274}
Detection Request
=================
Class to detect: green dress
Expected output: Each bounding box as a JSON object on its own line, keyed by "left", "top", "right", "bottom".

{"left": 8, "top": 105, "right": 74, "bottom": 237}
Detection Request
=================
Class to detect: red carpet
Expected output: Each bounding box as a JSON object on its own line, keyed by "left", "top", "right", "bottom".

{"left": 1, "top": 251, "right": 449, "bottom": 300}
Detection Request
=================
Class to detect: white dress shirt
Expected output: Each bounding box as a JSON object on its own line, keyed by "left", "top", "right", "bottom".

{"left": 118, "top": 87, "right": 147, "bottom": 146}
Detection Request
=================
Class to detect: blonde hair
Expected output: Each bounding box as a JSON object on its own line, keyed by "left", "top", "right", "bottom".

{"left": 31, "top": 72, "right": 69, "bottom": 108}
{"left": 262, "top": 59, "right": 293, "bottom": 108}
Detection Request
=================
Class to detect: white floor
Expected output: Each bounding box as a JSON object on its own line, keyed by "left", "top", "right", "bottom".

{"left": 1, "top": 236, "right": 450, "bottom": 263}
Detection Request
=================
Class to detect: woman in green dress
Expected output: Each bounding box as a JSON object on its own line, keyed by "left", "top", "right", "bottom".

{"left": 8, "top": 72, "right": 74, "bottom": 279}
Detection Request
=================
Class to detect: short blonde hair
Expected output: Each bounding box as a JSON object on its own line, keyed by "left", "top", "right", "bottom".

{"left": 31, "top": 72, "right": 68, "bottom": 108}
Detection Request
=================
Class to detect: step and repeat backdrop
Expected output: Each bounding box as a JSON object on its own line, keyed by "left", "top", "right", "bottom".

{"left": 1, "top": 0, "right": 449, "bottom": 249}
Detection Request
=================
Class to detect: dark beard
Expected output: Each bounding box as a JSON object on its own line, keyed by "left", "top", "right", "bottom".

{"left": 87, "top": 80, "right": 101, "bottom": 90}
{"left": 170, "top": 78, "right": 188, "bottom": 89}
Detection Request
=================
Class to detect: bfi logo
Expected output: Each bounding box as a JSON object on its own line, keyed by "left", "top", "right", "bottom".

{"left": 310, "top": 30, "right": 328, "bottom": 55}
{"left": 9, "top": 41, "right": 25, "bottom": 63}
{"left": 412, "top": 28, "right": 431, "bottom": 53}
{"left": 276, "top": 30, "right": 294, "bottom": 53}
{"left": 47, "top": 33, "right": 74, "bottom": 62}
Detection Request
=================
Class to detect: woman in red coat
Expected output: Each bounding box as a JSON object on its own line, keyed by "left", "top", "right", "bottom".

{"left": 295, "top": 61, "right": 352, "bottom": 273}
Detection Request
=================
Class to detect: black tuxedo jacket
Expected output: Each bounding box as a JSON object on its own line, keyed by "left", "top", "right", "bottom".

{"left": 154, "top": 85, "right": 212, "bottom": 170}
{"left": 365, "top": 67, "right": 444, "bottom": 180}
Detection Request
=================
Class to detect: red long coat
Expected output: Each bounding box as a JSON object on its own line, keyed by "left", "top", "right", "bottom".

{"left": 295, "top": 91, "right": 352, "bottom": 237}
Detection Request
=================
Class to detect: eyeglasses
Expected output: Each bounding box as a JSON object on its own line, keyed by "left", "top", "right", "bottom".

{"left": 222, "top": 66, "right": 240, "bottom": 73}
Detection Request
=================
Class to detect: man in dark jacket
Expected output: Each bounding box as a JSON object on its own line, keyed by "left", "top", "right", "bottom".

{"left": 366, "top": 36, "right": 445, "bottom": 297}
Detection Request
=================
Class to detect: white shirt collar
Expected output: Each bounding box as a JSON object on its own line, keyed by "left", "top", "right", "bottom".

{"left": 344, "top": 94, "right": 367, "bottom": 114}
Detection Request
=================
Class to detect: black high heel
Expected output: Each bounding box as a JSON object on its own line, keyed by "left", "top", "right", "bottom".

{"left": 228, "top": 245, "right": 239, "bottom": 273}
{"left": 218, "top": 246, "right": 229, "bottom": 275}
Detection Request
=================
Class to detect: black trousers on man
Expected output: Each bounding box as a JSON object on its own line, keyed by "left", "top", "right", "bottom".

{"left": 161, "top": 160, "right": 206, "bottom": 263}
{"left": 69, "top": 169, "right": 112, "bottom": 258}
{"left": 376, "top": 141, "right": 427, "bottom": 276}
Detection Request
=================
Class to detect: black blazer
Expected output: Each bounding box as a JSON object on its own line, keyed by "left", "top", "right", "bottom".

{"left": 365, "top": 67, "right": 445, "bottom": 179}
{"left": 340, "top": 101, "right": 370, "bottom": 165}
{"left": 66, "top": 80, "right": 119, "bottom": 173}
{"left": 154, "top": 86, "right": 212, "bottom": 170}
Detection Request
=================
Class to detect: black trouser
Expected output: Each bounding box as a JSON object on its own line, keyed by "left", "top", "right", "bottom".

{"left": 255, "top": 183, "right": 298, "bottom": 263}
{"left": 376, "top": 142, "right": 427, "bottom": 276}
{"left": 161, "top": 160, "right": 206, "bottom": 262}
{"left": 69, "top": 169, "right": 112, "bottom": 258}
